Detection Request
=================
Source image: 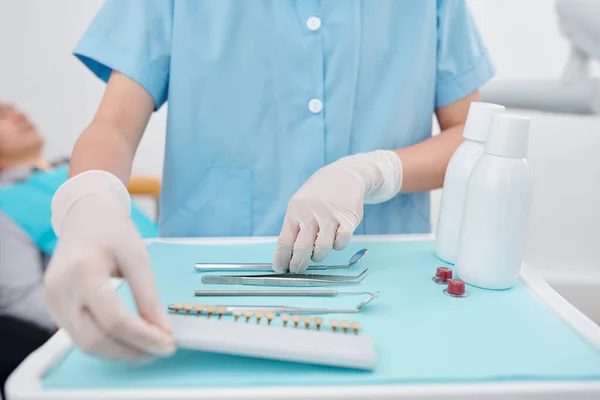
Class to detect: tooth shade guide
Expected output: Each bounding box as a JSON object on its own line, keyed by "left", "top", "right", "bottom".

{"left": 167, "top": 310, "right": 377, "bottom": 371}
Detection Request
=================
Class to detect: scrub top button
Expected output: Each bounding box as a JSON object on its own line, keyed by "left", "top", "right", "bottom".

{"left": 308, "top": 98, "right": 323, "bottom": 113}
{"left": 306, "top": 16, "right": 321, "bottom": 31}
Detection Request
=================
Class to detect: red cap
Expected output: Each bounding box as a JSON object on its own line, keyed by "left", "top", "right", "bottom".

{"left": 447, "top": 279, "right": 466, "bottom": 296}
{"left": 436, "top": 267, "right": 453, "bottom": 280}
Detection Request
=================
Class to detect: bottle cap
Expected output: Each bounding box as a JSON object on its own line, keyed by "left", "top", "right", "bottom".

{"left": 444, "top": 279, "right": 468, "bottom": 298}
{"left": 447, "top": 279, "right": 465, "bottom": 295}
{"left": 462, "top": 102, "right": 505, "bottom": 142}
{"left": 436, "top": 267, "right": 453, "bottom": 280}
{"left": 432, "top": 267, "right": 453, "bottom": 284}
{"left": 485, "top": 114, "right": 531, "bottom": 158}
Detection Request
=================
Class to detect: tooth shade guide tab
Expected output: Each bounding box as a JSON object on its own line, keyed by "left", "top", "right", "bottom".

{"left": 255, "top": 312, "right": 265, "bottom": 324}
{"left": 266, "top": 312, "right": 275, "bottom": 325}
{"left": 303, "top": 317, "right": 312, "bottom": 329}
{"left": 330, "top": 320, "right": 339, "bottom": 333}
{"left": 170, "top": 303, "right": 183, "bottom": 313}
{"left": 314, "top": 317, "right": 324, "bottom": 330}
{"left": 341, "top": 320, "right": 350, "bottom": 334}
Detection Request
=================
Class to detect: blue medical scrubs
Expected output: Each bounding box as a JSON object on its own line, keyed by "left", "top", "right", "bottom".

{"left": 74, "top": 0, "right": 495, "bottom": 238}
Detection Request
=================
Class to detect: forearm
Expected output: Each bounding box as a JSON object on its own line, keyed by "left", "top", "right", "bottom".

{"left": 68, "top": 71, "right": 155, "bottom": 184}
{"left": 394, "top": 124, "right": 465, "bottom": 193}
{"left": 68, "top": 122, "right": 137, "bottom": 184}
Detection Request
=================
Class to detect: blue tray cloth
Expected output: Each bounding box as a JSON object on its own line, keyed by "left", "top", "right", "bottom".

{"left": 43, "top": 239, "right": 600, "bottom": 389}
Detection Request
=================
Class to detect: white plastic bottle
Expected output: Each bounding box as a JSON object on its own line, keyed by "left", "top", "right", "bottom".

{"left": 435, "top": 102, "right": 505, "bottom": 264}
{"left": 455, "top": 113, "right": 533, "bottom": 290}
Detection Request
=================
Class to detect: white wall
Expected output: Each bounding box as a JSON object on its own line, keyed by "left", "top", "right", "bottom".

{"left": 1, "top": 0, "right": 599, "bottom": 278}
{"left": 0, "top": 0, "right": 168, "bottom": 177}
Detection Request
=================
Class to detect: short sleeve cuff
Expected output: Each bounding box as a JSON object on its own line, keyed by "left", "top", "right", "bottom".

{"left": 435, "top": 51, "right": 496, "bottom": 108}
{"left": 73, "top": 34, "right": 169, "bottom": 110}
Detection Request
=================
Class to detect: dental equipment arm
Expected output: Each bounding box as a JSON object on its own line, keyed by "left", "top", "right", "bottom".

{"left": 480, "top": 0, "right": 600, "bottom": 115}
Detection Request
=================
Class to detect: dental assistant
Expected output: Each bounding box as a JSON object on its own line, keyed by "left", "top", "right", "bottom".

{"left": 44, "top": 0, "right": 495, "bottom": 362}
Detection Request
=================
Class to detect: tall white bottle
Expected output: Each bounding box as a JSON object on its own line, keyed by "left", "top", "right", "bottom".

{"left": 455, "top": 113, "right": 533, "bottom": 290}
{"left": 435, "top": 102, "right": 505, "bottom": 264}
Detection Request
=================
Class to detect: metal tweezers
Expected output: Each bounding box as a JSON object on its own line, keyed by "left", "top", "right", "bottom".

{"left": 201, "top": 268, "right": 369, "bottom": 287}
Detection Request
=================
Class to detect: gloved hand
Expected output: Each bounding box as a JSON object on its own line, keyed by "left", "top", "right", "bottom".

{"left": 44, "top": 171, "right": 175, "bottom": 362}
{"left": 273, "top": 150, "right": 403, "bottom": 273}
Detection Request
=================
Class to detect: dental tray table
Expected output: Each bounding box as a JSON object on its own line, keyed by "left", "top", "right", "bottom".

{"left": 7, "top": 235, "right": 600, "bottom": 399}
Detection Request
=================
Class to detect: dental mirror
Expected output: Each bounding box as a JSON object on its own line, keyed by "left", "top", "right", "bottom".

{"left": 326, "top": 248, "right": 368, "bottom": 269}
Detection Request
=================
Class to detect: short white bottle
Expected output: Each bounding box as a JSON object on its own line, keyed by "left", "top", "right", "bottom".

{"left": 455, "top": 113, "right": 533, "bottom": 290}
{"left": 435, "top": 102, "right": 505, "bottom": 264}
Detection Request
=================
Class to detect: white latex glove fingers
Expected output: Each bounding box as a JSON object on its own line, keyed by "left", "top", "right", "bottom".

{"left": 289, "top": 221, "right": 318, "bottom": 273}
{"left": 66, "top": 309, "right": 150, "bottom": 363}
{"left": 311, "top": 220, "right": 338, "bottom": 262}
{"left": 273, "top": 216, "right": 298, "bottom": 273}
{"left": 46, "top": 259, "right": 149, "bottom": 363}
{"left": 333, "top": 224, "right": 353, "bottom": 251}
{"left": 84, "top": 275, "right": 175, "bottom": 358}
{"left": 112, "top": 227, "right": 173, "bottom": 335}
{"left": 43, "top": 242, "right": 86, "bottom": 333}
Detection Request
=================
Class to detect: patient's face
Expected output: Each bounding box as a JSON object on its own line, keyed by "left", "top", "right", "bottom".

{"left": 0, "top": 103, "right": 43, "bottom": 161}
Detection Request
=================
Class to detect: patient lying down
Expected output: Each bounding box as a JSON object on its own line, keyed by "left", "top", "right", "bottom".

{"left": 0, "top": 102, "right": 57, "bottom": 331}
{"left": 0, "top": 102, "right": 157, "bottom": 331}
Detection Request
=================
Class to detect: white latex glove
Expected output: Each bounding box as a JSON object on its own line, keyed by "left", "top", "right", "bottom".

{"left": 274, "top": 150, "right": 403, "bottom": 273}
{"left": 44, "top": 171, "right": 175, "bottom": 362}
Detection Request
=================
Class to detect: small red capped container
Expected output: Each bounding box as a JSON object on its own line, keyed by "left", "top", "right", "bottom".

{"left": 444, "top": 278, "right": 468, "bottom": 298}
{"left": 432, "top": 266, "right": 453, "bottom": 284}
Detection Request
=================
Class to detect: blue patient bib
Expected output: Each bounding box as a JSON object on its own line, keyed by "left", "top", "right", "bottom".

{"left": 0, "top": 165, "right": 158, "bottom": 255}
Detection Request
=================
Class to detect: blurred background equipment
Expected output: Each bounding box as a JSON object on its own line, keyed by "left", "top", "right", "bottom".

{"left": 481, "top": 0, "right": 600, "bottom": 115}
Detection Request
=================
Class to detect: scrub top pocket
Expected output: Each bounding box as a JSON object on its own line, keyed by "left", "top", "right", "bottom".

{"left": 158, "top": 166, "right": 253, "bottom": 237}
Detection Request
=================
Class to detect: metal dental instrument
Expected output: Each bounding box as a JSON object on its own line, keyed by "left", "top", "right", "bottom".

{"left": 194, "top": 289, "right": 374, "bottom": 297}
{"left": 200, "top": 268, "right": 369, "bottom": 287}
{"left": 171, "top": 291, "right": 380, "bottom": 315}
{"left": 194, "top": 248, "right": 368, "bottom": 272}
